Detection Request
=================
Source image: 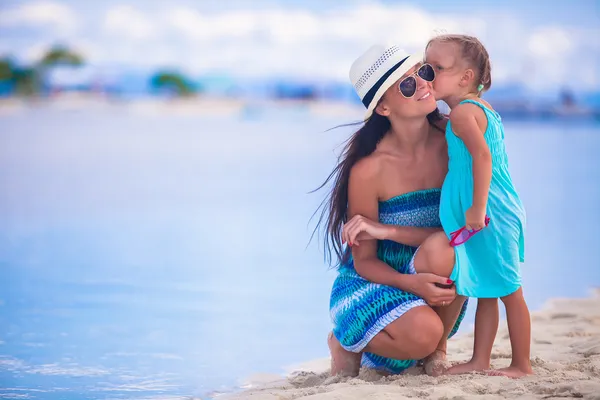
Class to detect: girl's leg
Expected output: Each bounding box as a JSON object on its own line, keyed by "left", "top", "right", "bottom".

{"left": 446, "top": 297, "right": 499, "bottom": 374}
{"left": 488, "top": 287, "right": 533, "bottom": 377}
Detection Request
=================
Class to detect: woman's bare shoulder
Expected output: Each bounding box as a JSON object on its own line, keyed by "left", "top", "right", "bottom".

{"left": 349, "top": 152, "right": 384, "bottom": 183}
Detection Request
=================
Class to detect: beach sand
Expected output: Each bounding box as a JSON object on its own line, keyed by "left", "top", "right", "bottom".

{"left": 224, "top": 289, "right": 600, "bottom": 399}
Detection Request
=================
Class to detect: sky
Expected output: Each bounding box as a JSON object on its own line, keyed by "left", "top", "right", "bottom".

{"left": 0, "top": 0, "right": 599, "bottom": 91}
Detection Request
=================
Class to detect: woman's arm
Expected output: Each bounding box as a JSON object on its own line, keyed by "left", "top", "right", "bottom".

{"left": 384, "top": 225, "right": 443, "bottom": 247}
{"left": 345, "top": 157, "right": 457, "bottom": 305}
{"left": 343, "top": 214, "right": 442, "bottom": 247}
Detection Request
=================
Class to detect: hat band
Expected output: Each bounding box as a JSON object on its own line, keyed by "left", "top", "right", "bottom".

{"left": 361, "top": 55, "right": 409, "bottom": 108}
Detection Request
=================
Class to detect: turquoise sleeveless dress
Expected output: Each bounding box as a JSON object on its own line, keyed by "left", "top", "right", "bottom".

{"left": 440, "top": 99, "right": 526, "bottom": 298}
{"left": 330, "top": 189, "right": 468, "bottom": 373}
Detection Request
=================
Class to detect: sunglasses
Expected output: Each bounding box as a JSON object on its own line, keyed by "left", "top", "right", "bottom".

{"left": 398, "top": 63, "right": 435, "bottom": 98}
{"left": 449, "top": 216, "right": 491, "bottom": 247}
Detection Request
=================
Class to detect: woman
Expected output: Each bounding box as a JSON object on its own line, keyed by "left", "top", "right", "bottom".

{"left": 316, "top": 44, "right": 468, "bottom": 376}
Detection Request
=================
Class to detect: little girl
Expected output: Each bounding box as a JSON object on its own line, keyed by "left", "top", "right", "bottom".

{"left": 425, "top": 34, "right": 532, "bottom": 378}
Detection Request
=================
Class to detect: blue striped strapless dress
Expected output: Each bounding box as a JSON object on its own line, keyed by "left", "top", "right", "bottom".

{"left": 329, "top": 188, "right": 468, "bottom": 373}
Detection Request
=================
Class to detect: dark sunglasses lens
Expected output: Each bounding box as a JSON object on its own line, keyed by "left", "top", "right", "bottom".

{"left": 399, "top": 76, "right": 417, "bottom": 97}
{"left": 418, "top": 64, "right": 435, "bottom": 81}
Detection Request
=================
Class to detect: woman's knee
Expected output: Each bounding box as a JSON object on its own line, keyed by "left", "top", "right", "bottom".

{"left": 407, "top": 311, "right": 444, "bottom": 358}
{"left": 414, "top": 232, "right": 455, "bottom": 277}
{"left": 386, "top": 306, "right": 444, "bottom": 359}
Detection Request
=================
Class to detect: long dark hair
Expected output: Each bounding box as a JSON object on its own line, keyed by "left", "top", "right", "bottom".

{"left": 311, "top": 108, "right": 444, "bottom": 268}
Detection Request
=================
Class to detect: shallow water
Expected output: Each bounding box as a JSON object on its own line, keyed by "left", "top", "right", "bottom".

{"left": 0, "top": 107, "right": 599, "bottom": 398}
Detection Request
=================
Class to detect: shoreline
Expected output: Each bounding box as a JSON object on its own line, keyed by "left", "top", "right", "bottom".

{"left": 1, "top": 96, "right": 599, "bottom": 121}
{"left": 221, "top": 288, "right": 600, "bottom": 400}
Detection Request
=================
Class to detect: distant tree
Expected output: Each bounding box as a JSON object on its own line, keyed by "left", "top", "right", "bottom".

{"left": 151, "top": 71, "right": 197, "bottom": 97}
{"left": 38, "top": 46, "right": 84, "bottom": 67}
{"left": 0, "top": 57, "right": 39, "bottom": 96}
{"left": 0, "top": 46, "right": 85, "bottom": 97}
{"left": 35, "top": 46, "right": 85, "bottom": 96}
{"left": 0, "top": 58, "right": 14, "bottom": 81}
{"left": 13, "top": 67, "right": 39, "bottom": 96}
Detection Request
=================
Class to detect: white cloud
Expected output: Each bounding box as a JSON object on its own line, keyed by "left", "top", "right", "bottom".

{"left": 523, "top": 26, "right": 599, "bottom": 90}
{"left": 0, "top": 1, "right": 79, "bottom": 33}
{"left": 162, "top": 4, "right": 485, "bottom": 49}
{"left": 323, "top": 5, "right": 486, "bottom": 47}
{"left": 103, "top": 5, "right": 156, "bottom": 40}
{"left": 165, "top": 8, "right": 212, "bottom": 39}
{"left": 528, "top": 27, "right": 572, "bottom": 59}
{"left": 258, "top": 10, "right": 322, "bottom": 44}
{"left": 1, "top": 3, "right": 598, "bottom": 90}
{"left": 165, "top": 8, "right": 264, "bottom": 40}
{"left": 155, "top": 4, "right": 488, "bottom": 80}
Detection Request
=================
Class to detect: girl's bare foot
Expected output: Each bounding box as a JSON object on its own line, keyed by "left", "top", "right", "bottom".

{"left": 446, "top": 358, "right": 490, "bottom": 375}
{"left": 328, "top": 332, "right": 361, "bottom": 377}
{"left": 486, "top": 364, "right": 533, "bottom": 378}
{"left": 423, "top": 349, "right": 450, "bottom": 377}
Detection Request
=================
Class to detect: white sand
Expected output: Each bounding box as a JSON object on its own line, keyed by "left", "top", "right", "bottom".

{"left": 224, "top": 289, "right": 600, "bottom": 400}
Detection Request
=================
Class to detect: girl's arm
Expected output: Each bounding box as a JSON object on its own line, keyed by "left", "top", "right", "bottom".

{"left": 450, "top": 103, "right": 492, "bottom": 228}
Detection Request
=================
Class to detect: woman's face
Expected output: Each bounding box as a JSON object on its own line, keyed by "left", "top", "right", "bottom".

{"left": 375, "top": 63, "right": 437, "bottom": 119}
{"left": 425, "top": 41, "right": 464, "bottom": 101}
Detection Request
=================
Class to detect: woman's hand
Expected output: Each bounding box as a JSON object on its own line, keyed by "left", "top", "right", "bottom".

{"left": 408, "top": 273, "right": 457, "bottom": 307}
{"left": 342, "top": 214, "right": 392, "bottom": 246}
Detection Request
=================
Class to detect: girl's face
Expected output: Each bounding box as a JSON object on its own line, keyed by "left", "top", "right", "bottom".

{"left": 425, "top": 41, "right": 466, "bottom": 101}
{"left": 375, "top": 63, "right": 437, "bottom": 119}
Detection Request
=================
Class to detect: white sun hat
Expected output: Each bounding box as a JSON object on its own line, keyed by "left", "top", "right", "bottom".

{"left": 350, "top": 44, "right": 424, "bottom": 120}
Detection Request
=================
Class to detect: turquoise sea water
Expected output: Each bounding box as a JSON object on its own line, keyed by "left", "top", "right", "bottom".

{"left": 1, "top": 107, "right": 599, "bottom": 398}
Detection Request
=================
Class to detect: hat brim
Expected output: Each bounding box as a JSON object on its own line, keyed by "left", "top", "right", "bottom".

{"left": 363, "top": 51, "right": 425, "bottom": 121}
